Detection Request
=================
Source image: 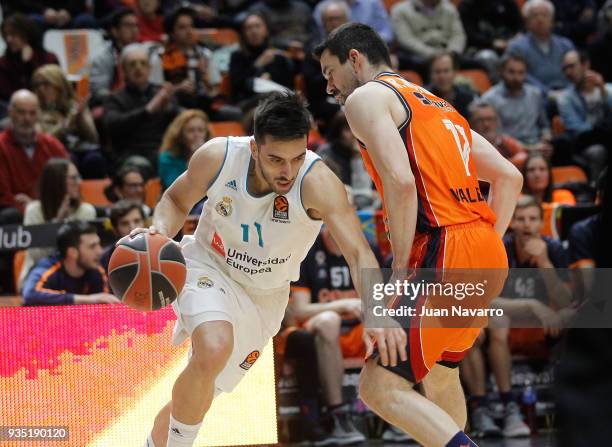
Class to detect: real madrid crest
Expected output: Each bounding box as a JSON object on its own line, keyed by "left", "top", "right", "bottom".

{"left": 197, "top": 276, "right": 214, "bottom": 288}
{"left": 215, "top": 196, "right": 233, "bottom": 217}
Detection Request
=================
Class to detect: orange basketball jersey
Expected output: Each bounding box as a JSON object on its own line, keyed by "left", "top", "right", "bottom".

{"left": 359, "top": 72, "right": 496, "bottom": 233}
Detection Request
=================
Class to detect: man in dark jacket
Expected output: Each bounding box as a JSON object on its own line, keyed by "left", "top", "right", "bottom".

{"left": 22, "top": 220, "right": 120, "bottom": 306}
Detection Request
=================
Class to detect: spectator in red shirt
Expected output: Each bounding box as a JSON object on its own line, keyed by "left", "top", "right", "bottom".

{"left": 0, "top": 89, "right": 68, "bottom": 224}
{"left": 0, "top": 14, "right": 59, "bottom": 108}
{"left": 136, "top": 0, "right": 164, "bottom": 43}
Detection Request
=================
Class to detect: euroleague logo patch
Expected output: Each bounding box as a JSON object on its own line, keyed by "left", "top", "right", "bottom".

{"left": 272, "top": 195, "right": 289, "bottom": 221}
{"left": 239, "top": 350, "right": 260, "bottom": 370}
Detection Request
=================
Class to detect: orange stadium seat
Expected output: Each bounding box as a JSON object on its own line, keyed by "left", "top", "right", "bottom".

{"left": 144, "top": 177, "right": 162, "bottom": 210}
{"left": 210, "top": 121, "right": 246, "bottom": 137}
{"left": 197, "top": 28, "right": 240, "bottom": 46}
{"left": 459, "top": 69, "right": 491, "bottom": 94}
{"left": 400, "top": 70, "right": 424, "bottom": 85}
{"left": 552, "top": 166, "right": 588, "bottom": 186}
{"left": 13, "top": 250, "right": 25, "bottom": 294}
{"left": 80, "top": 178, "right": 112, "bottom": 207}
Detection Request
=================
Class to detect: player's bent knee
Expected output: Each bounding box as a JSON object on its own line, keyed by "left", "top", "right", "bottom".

{"left": 190, "top": 322, "right": 234, "bottom": 375}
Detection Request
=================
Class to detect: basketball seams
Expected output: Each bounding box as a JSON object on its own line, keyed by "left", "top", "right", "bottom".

{"left": 108, "top": 261, "right": 139, "bottom": 275}
{"left": 158, "top": 241, "right": 180, "bottom": 299}
{"left": 145, "top": 233, "right": 153, "bottom": 309}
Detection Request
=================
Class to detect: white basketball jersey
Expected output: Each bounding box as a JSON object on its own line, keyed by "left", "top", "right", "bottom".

{"left": 193, "top": 136, "right": 323, "bottom": 292}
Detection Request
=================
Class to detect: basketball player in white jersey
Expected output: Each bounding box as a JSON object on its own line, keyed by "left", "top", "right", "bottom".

{"left": 128, "top": 92, "right": 385, "bottom": 447}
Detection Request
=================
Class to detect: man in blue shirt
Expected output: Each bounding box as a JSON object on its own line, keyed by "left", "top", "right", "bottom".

{"left": 506, "top": 0, "right": 574, "bottom": 93}
{"left": 557, "top": 50, "right": 611, "bottom": 180}
{"left": 22, "top": 220, "right": 120, "bottom": 306}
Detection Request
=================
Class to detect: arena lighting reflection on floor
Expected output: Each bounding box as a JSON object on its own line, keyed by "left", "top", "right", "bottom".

{"left": 0, "top": 305, "right": 277, "bottom": 446}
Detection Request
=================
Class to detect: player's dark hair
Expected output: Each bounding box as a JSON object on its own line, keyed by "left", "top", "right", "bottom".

{"left": 110, "top": 200, "right": 145, "bottom": 230}
{"left": 522, "top": 153, "right": 554, "bottom": 203}
{"left": 313, "top": 22, "right": 391, "bottom": 67}
{"left": 253, "top": 92, "right": 311, "bottom": 144}
{"left": 57, "top": 220, "right": 98, "bottom": 259}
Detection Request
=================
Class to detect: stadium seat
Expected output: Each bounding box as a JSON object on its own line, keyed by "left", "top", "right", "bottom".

{"left": 210, "top": 121, "right": 246, "bottom": 137}
{"left": 459, "top": 69, "right": 491, "bottom": 94}
{"left": 144, "top": 177, "right": 162, "bottom": 210}
{"left": 13, "top": 250, "right": 25, "bottom": 294}
{"left": 197, "top": 28, "right": 240, "bottom": 46}
{"left": 43, "top": 29, "right": 105, "bottom": 79}
{"left": 399, "top": 70, "right": 424, "bottom": 86}
{"left": 552, "top": 165, "right": 588, "bottom": 185}
{"left": 80, "top": 178, "right": 112, "bottom": 207}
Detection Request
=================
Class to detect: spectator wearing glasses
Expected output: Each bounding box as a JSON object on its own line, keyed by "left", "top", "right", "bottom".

{"left": 104, "top": 165, "right": 151, "bottom": 217}
{"left": 18, "top": 158, "right": 96, "bottom": 289}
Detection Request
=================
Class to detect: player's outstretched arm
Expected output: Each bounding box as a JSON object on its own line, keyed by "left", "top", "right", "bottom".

{"left": 150, "top": 137, "right": 228, "bottom": 238}
{"left": 303, "top": 163, "right": 408, "bottom": 367}
{"left": 344, "top": 85, "right": 417, "bottom": 269}
{"left": 302, "top": 161, "right": 380, "bottom": 299}
{"left": 471, "top": 130, "right": 523, "bottom": 236}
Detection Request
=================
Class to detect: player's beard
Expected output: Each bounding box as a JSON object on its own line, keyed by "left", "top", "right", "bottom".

{"left": 256, "top": 155, "right": 296, "bottom": 195}
{"left": 336, "top": 73, "right": 361, "bottom": 105}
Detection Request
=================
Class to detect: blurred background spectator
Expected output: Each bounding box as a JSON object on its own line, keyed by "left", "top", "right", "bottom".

{"left": 247, "top": 0, "right": 315, "bottom": 49}
{"left": 427, "top": 52, "right": 476, "bottom": 118}
{"left": 3, "top": 0, "right": 98, "bottom": 31}
{"left": 313, "top": 0, "right": 393, "bottom": 44}
{"left": 104, "top": 165, "right": 151, "bottom": 217}
{"left": 522, "top": 153, "right": 576, "bottom": 205}
{"left": 317, "top": 111, "right": 373, "bottom": 209}
{"left": 104, "top": 43, "right": 181, "bottom": 172}
{"left": 32, "top": 64, "right": 105, "bottom": 179}
{"left": 0, "top": 14, "right": 58, "bottom": 113}
{"left": 468, "top": 100, "right": 528, "bottom": 170}
{"left": 229, "top": 12, "right": 295, "bottom": 109}
{"left": 483, "top": 54, "right": 552, "bottom": 153}
{"left": 0, "top": 90, "right": 68, "bottom": 222}
{"left": 589, "top": 0, "right": 612, "bottom": 82}
{"left": 136, "top": 0, "right": 164, "bottom": 43}
{"left": 506, "top": 0, "right": 574, "bottom": 94}
{"left": 391, "top": 0, "right": 466, "bottom": 80}
{"left": 22, "top": 220, "right": 119, "bottom": 306}
{"left": 159, "top": 109, "right": 214, "bottom": 190}
{"left": 90, "top": 7, "right": 141, "bottom": 107}
{"left": 558, "top": 50, "right": 610, "bottom": 181}
{"left": 18, "top": 158, "right": 96, "bottom": 289}
{"left": 100, "top": 200, "right": 146, "bottom": 270}
{"left": 303, "top": 0, "right": 348, "bottom": 128}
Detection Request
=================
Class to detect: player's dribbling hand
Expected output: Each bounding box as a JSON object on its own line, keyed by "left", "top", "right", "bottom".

{"left": 116, "top": 226, "right": 159, "bottom": 247}
{"left": 363, "top": 324, "right": 407, "bottom": 367}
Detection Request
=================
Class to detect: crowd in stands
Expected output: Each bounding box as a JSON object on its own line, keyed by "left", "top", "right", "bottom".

{"left": 0, "top": 0, "right": 609, "bottom": 444}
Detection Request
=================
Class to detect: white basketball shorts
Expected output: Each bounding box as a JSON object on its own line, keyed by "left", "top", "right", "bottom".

{"left": 171, "top": 235, "right": 288, "bottom": 394}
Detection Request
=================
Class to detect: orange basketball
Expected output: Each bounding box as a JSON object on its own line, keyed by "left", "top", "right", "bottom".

{"left": 108, "top": 233, "right": 186, "bottom": 310}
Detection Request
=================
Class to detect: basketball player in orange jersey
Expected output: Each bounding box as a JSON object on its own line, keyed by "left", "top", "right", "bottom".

{"left": 315, "top": 24, "right": 523, "bottom": 447}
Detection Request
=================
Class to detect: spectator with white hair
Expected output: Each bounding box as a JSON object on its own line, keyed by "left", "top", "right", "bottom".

{"left": 103, "top": 43, "right": 180, "bottom": 172}
{"left": 313, "top": 0, "right": 393, "bottom": 44}
{"left": 303, "top": 0, "right": 350, "bottom": 126}
{"left": 506, "top": 0, "right": 574, "bottom": 93}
